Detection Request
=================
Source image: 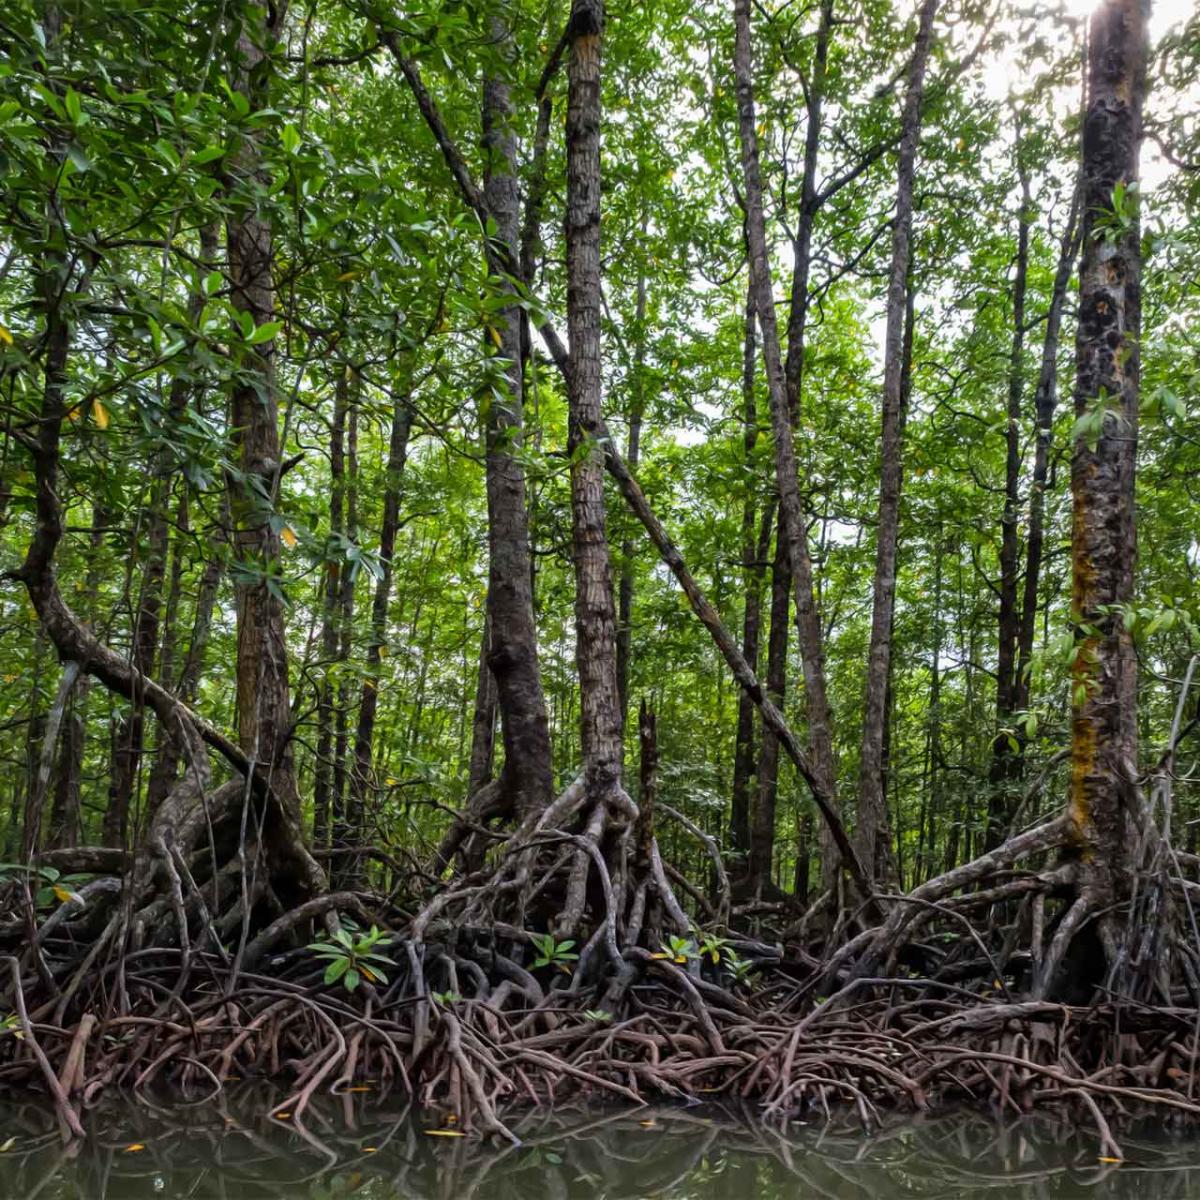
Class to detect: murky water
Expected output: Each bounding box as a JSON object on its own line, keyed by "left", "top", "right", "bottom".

{"left": 1, "top": 1092, "right": 1199, "bottom": 1198}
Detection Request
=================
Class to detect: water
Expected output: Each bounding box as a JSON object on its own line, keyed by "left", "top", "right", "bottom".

{"left": 2, "top": 1092, "right": 1199, "bottom": 1198}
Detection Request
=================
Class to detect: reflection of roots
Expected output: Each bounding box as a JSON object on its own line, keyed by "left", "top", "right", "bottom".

{"left": 2, "top": 1093, "right": 1198, "bottom": 1197}
{"left": 6, "top": 790, "right": 1200, "bottom": 1153}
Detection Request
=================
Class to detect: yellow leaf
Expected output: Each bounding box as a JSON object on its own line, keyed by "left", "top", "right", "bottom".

{"left": 124, "top": 1144, "right": 145, "bottom": 1153}
{"left": 0, "top": 1137, "right": 16, "bottom": 1153}
{"left": 361, "top": 966, "right": 377, "bottom": 982}
{"left": 337, "top": 270, "right": 359, "bottom": 282}
{"left": 378, "top": 643, "right": 388, "bottom": 658}
{"left": 1098, "top": 1156, "right": 1122, "bottom": 1164}
{"left": 650, "top": 952, "right": 669, "bottom": 960}
{"left": 274, "top": 1111, "right": 291, "bottom": 1120}
{"left": 0, "top": 325, "right": 12, "bottom": 346}
{"left": 425, "top": 1129, "right": 465, "bottom": 1138}
{"left": 343, "top": 1086, "right": 373, "bottom": 1093}
{"left": 66, "top": 405, "right": 82, "bottom": 423}
{"left": 487, "top": 326, "right": 502, "bottom": 349}
{"left": 362, "top": 1146, "right": 377, "bottom": 1153}
{"left": 280, "top": 525, "right": 298, "bottom": 549}
{"left": 52, "top": 885, "right": 78, "bottom": 904}
{"left": 639, "top": 1119, "right": 657, "bottom": 1128}
{"left": 92, "top": 399, "right": 110, "bottom": 430}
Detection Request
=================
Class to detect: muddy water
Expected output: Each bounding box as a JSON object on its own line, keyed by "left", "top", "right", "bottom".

{"left": 0, "top": 1093, "right": 1198, "bottom": 1197}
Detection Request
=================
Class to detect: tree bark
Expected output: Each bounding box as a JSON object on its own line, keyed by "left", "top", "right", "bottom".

{"left": 1066, "top": 0, "right": 1148, "bottom": 901}
{"left": 853, "top": 0, "right": 938, "bottom": 883}
{"left": 480, "top": 8, "right": 554, "bottom": 824}
{"left": 225, "top": 0, "right": 302, "bottom": 830}
{"left": 566, "top": 0, "right": 624, "bottom": 808}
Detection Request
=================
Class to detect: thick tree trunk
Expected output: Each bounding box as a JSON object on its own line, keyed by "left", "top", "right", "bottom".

{"left": 986, "top": 157, "right": 1032, "bottom": 846}
{"left": 225, "top": 0, "right": 302, "bottom": 831}
{"left": 481, "top": 9, "right": 554, "bottom": 823}
{"left": 853, "top": 0, "right": 938, "bottom": 883}
{"left": 467, "top": 615, "right": 498, "bottom": 797}
{"left": 1066, "top": 0, "right": 1147, "bottom": 901}
{"left": 566, "top": 0, "right": 623, "bottom": 808}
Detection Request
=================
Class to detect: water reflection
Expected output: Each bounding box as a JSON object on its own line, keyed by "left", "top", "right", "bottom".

{"left": 0, "top": 1091, "right": 1197, "bottom": 1198}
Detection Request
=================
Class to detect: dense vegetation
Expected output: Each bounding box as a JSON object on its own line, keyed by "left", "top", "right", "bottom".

{"left": 1, "top": 0, "right": 1198, "bottom": 1146}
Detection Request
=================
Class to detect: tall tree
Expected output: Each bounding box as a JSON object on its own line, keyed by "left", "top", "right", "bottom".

{"left": 853, "top": 0, "right": 939, "bottom": 883}
{"left": 1063, "top": 0, "right": 1148, "bottom": 924}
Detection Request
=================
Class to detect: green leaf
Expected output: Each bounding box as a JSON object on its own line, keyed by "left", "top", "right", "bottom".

{"left": 325, "top": 957, "right": 350, "bottom": 985}
{"left": 246, "top": 321, "right": 282, "bottom": 345}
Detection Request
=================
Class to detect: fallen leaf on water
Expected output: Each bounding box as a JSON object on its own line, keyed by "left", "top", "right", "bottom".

{"left": 124, "top": 1144, "right": 145, "bottom": 1153}
{"left": 273, "top": 1111, "right": 291, "bottom": 1120}
{"left": 1098, "top": 1157, "right": 1123, "bottom": 1164}
{"left": 0, "top": 1137, "right": 16, "bottom": 1153}
{"left": 639, "top": 1120, "right": 657, "bottom": 1128}
{"left": 425, "top": 1129, "right": 465, "bottom": 1138}
{"left": 343, "top": 1086, "right": 373, "bottom": 1093}
{"left": 362, "top": 1146, "right": 377, "bottom": 1153}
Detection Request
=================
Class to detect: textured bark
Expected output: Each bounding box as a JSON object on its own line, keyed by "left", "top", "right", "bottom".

{"left": 853, "top": 0, "right": 938, "bottom": 883}
{"left": 225, "top": 0, "right": 301, "bottom": 825}
{"left": 481, "top": 8, "right": 554, "bottom": 824}
{"left": 986, "top": 157, "right": 1032, "bottom": 846}
{"left": 566, "top": 0, "right": 624, "bottom": 807}
{"left": 1067, "top": 0, "right": 1148, "bottom": 900}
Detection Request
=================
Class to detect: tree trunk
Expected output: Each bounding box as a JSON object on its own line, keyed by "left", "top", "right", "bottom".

{"left": 225, "top": 0, "right": 302, "bottom": 833}
{"left": 313, "top": 366, "right": 349, "bottom": 850}
{"left": 481, "top": 8, "right": 554, "bottom": 823}
{"left": 749, "top": 525, "right": 789, "bottom": 895}
{"left": 616, "top": 227, "right": 648, "bottom": 725}
{"left": 853, "top": 0, "right": 938, "bottom": 883}
{"left": 565, "top": 0, "right": 623, "bottom": 808}
{"left": 730, "top": 287, "right": 764, "bottom": 857}
{"left": 986, "top": 153, "right": 1032, "bottom": 847}
{"left": 1015, "top": 183, "right": 1083, "bottom": 717}
{"left": 344, "top": 387, "right": 414, "bottom": 886}
{"left": 1066, "top": 0, "right": 1147, "bottom": 901}
{"left": 734, "top": 0, "right": 841, "bottom": 896}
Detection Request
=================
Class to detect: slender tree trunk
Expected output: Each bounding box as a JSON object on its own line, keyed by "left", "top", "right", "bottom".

{"left": 344, "top": 388, "right": 414, "bottom": 886}
{"left": 1015, "top": 185, "right": 1083, "bottom": 716}
{"left": 225, "top": 0, "right": 302, "bottom": 836}
{"left": 734, "top": 0, "right": 838, "bottom": 891}
{"left": 313, "top": 369, "right": 348, "bottom": 850}
{"left": 331, "top": 397, "right": 359, "bottom": 849}
{"left": 853, "top": 0, "right": 938, "bottom": 883}
{"left": 731, "top": 288, "right": 764, "bottom": 857}
{"left": 565, "top": 0, "right": 623, "bottom": 808}
{"left": 749, "top": 526, "right": 789, "bottom": 895}
{"left": 986, "top": 154, "right": 1032, "bottom": 846}
{"left": 467, "top": 615, "right": 498, "bottom": 796}
{"left": 616, "top": 227, "right": 648, "bottom": 724}
{"left": 1066, "top": 0, "right": 1147, "bottom": 902}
